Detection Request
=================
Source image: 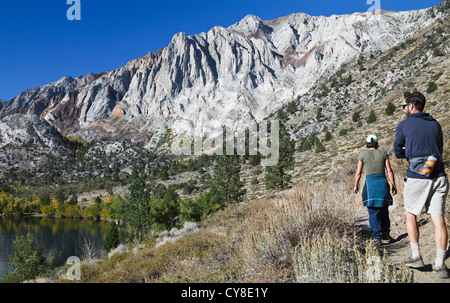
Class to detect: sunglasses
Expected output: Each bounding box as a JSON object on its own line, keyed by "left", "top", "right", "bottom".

{"left": 402, "top": 103, "right": 413, "bottom": 109}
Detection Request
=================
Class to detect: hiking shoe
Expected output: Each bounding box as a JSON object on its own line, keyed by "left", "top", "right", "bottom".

{"left": 381, "top": 234, "right": 394, "bottom": 241}
{"left": 375, "top": 238, "right": 382, "bottom": 247}
{"left": 382, "top": 234, "right": 394, "bottom": 243}
{"left": 404, "top": 255, "right": 425, "bottom": 269}
{"left": 432, "top": 264, "right": 449, "bottom": 279}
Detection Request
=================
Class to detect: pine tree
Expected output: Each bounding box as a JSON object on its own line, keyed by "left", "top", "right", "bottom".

{"left": 265, "top": 121, "right": 295, "bottom": 189}
{"left": 103, "top": 224, "right": 120, "bottom": 252}
{"left": 39, "top": 194, "right": 51, "bottom": 206}
{"left": 287, "top": 100, "right": 298, "bottom": 114}
{"left": 385, "top": 102, "right": 396, "bottom": 116}
{"left": 359, "top": 63, "right": 365, "bottom": 72}
{"left": 315, "top": 140, "right": 325, "bottom": 153}
{"left": 352, "top": 111, "right": 361, "bottom": 123}
{"left": 112, "top": 162, "right": 120, "bottom": 182}
{"left": 324, "top": 130, "right": 332, "bottom": 141}
{"left": 160, "top": 169, "right": 169, "bottom": 181}
{"left": 150, "top": 185, "right": 181, "bottom": 230}
{"left": 299, "top": 138, "right": 312, "bottom": 152}
{"left": 54, "top": 188, "right": 67, "bottom": 204}
{"left": 120, "top": 178, "right": 153, "bottom": 242}
{"left": 316, "top": 107, "right": 324, "bottom": 121}
{"left": 299, "top": 132, "right": 319, "bottom": 153}
{"left": 276, "top": 109, "right": 286, "bottom": 120}
{"left": 426, "top": 81, "right": 437, "bottom": 93}
{"left": 210, "top": 154, "right": 246, "bottom": 207}
{"left": 249, "top": 153, "right": 261, "bottom": 166}
{"left": 366, "top": 110, "right": 377, "bottom": 124}
{"left": 68, "top": 194, "right": 78, "bottom": 206}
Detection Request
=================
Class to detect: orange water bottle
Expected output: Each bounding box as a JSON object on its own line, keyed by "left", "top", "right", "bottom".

{"left": 419, "top": 156, "right": 437, "bottom": 177}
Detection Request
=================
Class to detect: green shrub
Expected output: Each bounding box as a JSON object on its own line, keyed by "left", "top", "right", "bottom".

{"left": 64, "top": 205, "right": 81, "bottom": 218}
{"left": 41, "top": 204, "right": 56, "bottom": 216}
{"left": 180, "top": 191, "right": 220, "bottom": 223}
{"left": 385, "top": 102, "right": 396, "bottom": 116}
{"left": 55, "top": 203, "right": 67, "bottom": 217}
{"left": 366, "top": 110, "right": 377, "bottom": 124}
{"left": 82, "top": 203, "right": 101, "bottom": 219}
{"left": 3, "top": 232, "right": 57, "bottom": 283}
{"left": 299, "top": 138, "right": 312, "bottom": 152}
{"left": 324, "top": 131, "right": 332, "bottom": 141}
{"left": 68, "top": 194, "right": 78, "bottom": 205}
{"left": 339, "top": 129, "right": 348, "bottom": 136}
{"left": 315, "top": 140, "right": 325, "bottom": 153}
{"left": 426, "top": 81, "right": 438, "bottom": 93}
{"left": 352, "top": 111, "right": 361, "bottom": 122}
{"left": 160, "top": 169, "right": 169, "bottom": 181}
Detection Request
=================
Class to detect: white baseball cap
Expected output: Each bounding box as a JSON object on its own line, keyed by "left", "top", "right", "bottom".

{"left": 366, "top": 134, "right": 378, "bottom": 143}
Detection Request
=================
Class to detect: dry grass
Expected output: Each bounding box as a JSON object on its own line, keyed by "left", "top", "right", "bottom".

{"left": 60, "top": 174, "right": 415, "bottom": 283}
{"left": 77, "top": 230, "right": 240, "bottom": 283}
{"left": 234, "top": 180, "right": 359, "bottom": 281}
{"left": 293, "top": 231, "right": 413, "bottom": 283}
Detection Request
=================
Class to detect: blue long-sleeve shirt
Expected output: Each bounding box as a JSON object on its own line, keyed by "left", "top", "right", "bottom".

{"left": 394, "top": 112, "right": 446, "bottom": 179}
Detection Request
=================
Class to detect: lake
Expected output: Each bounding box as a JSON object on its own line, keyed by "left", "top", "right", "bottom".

{"left": 0, "top": 216, "right": 112, "bottom": 282}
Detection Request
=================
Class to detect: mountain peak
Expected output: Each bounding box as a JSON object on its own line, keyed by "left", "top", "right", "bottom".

{"left": 45, "top": 75, "right": 75, "bottom": 87}
{"left": 230, "top": 14, "right": 264, "bottom": 33}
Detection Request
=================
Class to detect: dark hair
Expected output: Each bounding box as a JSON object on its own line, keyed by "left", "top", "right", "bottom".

{"left": 405, "top": 92, "right": 426, "bottom": 112}
{"left": 366, "top": 142, "right": 378, "bottom": 149}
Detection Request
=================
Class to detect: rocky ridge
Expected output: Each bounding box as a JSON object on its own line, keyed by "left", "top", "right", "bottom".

{"left": 0, "top": 3, "right": 445, "bottom": 141}
{"left": 0, "top": 114, "right": 66, "bottom": 177}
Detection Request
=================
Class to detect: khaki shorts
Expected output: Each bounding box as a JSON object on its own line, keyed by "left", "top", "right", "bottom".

{"left": 403, "top": 176, "right": 449, "bottom": 216}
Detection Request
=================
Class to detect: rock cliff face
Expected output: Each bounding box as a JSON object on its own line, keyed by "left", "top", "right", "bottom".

{"left": 0, "top": 114, "right": 64, "bottom": 152}
{"left": 0, "top": 114, "right": 67, "bottom": 176}
{"left": 0, "top": 4, "right": 443, "bottom": 139}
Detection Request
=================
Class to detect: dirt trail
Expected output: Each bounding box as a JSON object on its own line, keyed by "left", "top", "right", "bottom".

{"left": 356, "top": 194, "right": 450, "bottom": 283}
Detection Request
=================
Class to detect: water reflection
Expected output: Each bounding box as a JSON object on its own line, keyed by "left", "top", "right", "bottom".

{"left": 0, "top": 216, "right": 111, "bottom": 282}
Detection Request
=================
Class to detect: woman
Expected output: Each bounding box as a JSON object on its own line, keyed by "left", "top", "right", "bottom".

{"left": 354, "top": 134, "right": 397, "bottom": 245}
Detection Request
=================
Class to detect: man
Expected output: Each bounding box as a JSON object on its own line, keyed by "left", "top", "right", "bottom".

{"left": 394, "top": 92, "right": 449, "bottom": 279}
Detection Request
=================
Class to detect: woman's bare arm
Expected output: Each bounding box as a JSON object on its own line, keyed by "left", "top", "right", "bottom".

{"left": 354, "top": 161, "right": 363, "bottom": 194}
{"left": 386, "top": 158, "right": 397, "bottom": 195}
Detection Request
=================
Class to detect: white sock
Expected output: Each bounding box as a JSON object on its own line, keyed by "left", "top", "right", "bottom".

{"left": 410, "top": 243, "right": 420, "bottom": 259}
{"left": 435, "top": 249, "right": 446, "bottom": 268}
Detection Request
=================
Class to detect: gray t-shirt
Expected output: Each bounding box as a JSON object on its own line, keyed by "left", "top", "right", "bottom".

{"left": 357, "top": 149, "right": 388, "bottom": 175}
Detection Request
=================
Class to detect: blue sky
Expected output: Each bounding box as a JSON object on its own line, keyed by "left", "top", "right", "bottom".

{"left": 0, "top": 0, "right": 443, "bottom": 100}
